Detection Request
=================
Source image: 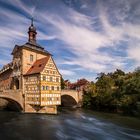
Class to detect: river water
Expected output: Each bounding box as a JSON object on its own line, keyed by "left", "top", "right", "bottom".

{"left": 0, "top": 108, "right": 140, "bottom": 140}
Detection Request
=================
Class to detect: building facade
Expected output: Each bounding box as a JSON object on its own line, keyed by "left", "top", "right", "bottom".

{"left": 0, "top": 20, "right": 61, "bottom": 114}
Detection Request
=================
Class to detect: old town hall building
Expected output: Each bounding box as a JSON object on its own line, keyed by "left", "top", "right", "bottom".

{"left": 0, "top": 20, "right": 61, "bottom": 114}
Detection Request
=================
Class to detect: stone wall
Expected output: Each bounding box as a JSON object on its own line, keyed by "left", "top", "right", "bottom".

{"left": 0, "top": 98, "right": 8, "bottom": 110}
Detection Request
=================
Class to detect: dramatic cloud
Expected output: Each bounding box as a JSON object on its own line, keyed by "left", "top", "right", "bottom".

{"left": 59, "top": 69, "right": 76, "bottom": 76}
{"left": 0, "top": 0, "right": 140, "bottom": 81}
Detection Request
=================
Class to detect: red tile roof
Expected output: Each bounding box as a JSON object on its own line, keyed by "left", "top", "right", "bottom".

{"left": 25, "top": 56, "right": 50, "bottom": 75}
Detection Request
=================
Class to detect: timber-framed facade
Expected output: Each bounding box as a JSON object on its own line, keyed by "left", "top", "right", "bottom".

{"left": 0, "top": 19, "right": 61, "bottom": 114}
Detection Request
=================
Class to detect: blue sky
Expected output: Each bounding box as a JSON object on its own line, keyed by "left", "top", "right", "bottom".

{"left": 0, "top": 0, "right": 140, "bottom": 82}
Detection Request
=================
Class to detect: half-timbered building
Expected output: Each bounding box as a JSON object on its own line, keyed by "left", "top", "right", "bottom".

{"left": 0, "top": 19, "right": 61, "bottom": 114}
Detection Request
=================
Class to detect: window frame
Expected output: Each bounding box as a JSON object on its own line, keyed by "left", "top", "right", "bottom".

{"left": 30, "top": 54, "right": 34, "bottom": 62}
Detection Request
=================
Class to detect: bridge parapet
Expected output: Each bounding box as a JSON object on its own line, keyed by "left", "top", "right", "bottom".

{"left": 0, "top": 90, "right": 23, "bottom": 99}
{"left": 2, "top": 89, "right": 22, "bottom": 93}
{"left": 0, "top": 89, "right": 23, "bottom": 109}
{"left": 61, "top": 89, "right": 83, "bottom": 106}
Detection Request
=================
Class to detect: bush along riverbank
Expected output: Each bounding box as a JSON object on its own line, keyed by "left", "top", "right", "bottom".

{"left": 82, "top": 68, "right": 140, "bottom": 117}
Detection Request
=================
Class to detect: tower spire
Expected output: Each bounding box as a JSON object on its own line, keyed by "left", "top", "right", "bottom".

{"left": 28, "top": 17, "right": 37, "bottom": 43}
{"left": 31, "top": 17, "right": 33, "bottom": 26}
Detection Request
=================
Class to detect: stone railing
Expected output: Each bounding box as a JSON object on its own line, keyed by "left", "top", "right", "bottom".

{"left": 1, "top": 90, "right": 22, "bottom": 95}
{"left": 62, "top": 89, "right": 77, "bottom": 92}
{"left": 0, "top": 89, "right": 24, "bottom": 108}
{"left": 3, "top": 89, "right": 21, "bottom": 92}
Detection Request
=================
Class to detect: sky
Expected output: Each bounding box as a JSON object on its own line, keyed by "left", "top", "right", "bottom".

{"left": 0, "top": 0, "right": 140, "bottom": 82}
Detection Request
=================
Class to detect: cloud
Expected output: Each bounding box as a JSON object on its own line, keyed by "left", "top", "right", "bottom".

{"left": 37, "top": 31, "right": 57, "bottom": 41}
{"left": 100, "top": 0, "right": 140, "bottom": 69}
{"left": 38, "top": 5, "right": 131, "bottom": 72}
{"left": 0, "top": 1, "right": 57, "bottom": 49}
{"left": 49, "top": 1, "right": 140, "bottom": 72}
{"left": 0, "top": 0, "right": 140, "bottom": 80}
{"left": 0, "top": 59, "right": 11, "bottom": 66}
{"left": 80, "top": 4, "right": 88, "bottom": 9}
{"left": 127, "top": 41, "right": 140, "bottom": 65}
{"left": 59, "top": 69, "right": 76, "bottom": 76}
{"left": 1, "top": 0, "right": 32, "bottom": 16}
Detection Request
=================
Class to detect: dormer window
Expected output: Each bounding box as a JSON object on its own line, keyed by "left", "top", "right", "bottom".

{"left": 30, "top": 54, "right": 33, "bottom": 62}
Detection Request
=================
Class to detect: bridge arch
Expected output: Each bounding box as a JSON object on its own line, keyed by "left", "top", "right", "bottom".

{"left": 0, "top": 97, "right": 23, "bottom": 111}
{"left": 61, "top": 90, "right": 83, "bottom": 107}
{"left": 0, "top": 90, "right": 23, "bottom": 111}
{"left": 61, "top": 94, "right": 77, "bottom": 107}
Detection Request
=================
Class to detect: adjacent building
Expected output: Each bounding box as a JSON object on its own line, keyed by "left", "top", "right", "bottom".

{"left": 0, "top": 19, "right": 61, "bottom": 114}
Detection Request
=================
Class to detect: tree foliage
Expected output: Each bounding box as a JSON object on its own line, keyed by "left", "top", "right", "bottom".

{"left": 61, "top": 77, "right": 66, "bottom": 89}
{"left": 83, "top": 68, "right": 140, "bottom": 116}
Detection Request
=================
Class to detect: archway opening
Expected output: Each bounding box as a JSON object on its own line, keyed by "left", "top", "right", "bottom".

{"left": 61, "top": 95, "right": 77, "bottom": 107}
{"left": 15, "top": 79, "right": 19, "bottom": 90}
{"left": 0, "top": 98, "right": 23, "bottom": 112}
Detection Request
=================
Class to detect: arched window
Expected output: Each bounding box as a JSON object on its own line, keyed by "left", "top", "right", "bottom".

{"left": 15, "top": 79, "right": 19, "bottom": 89}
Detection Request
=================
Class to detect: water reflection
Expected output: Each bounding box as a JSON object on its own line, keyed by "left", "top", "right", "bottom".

{"left": 0, "top": 109, "right": 140, "bottom": 140}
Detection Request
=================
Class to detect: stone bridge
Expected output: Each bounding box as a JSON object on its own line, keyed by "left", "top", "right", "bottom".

{"left": 0, "top": 89, "right": 83, "bottom": 111}
{"left": 61, "top": 90, "right": 83, "bottom": 107}
{"left": 0, "top": 90, "right": 24, "bottom": 111}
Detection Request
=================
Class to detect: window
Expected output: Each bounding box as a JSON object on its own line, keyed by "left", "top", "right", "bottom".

{"left": 57, "top": 86, "right": 59, "bottom": 91}
{"left": 37, "top": 86, "right": 39, "bottom": 90}
{"left": 42, "top": 86, "right": 45, "bottom": 90}
{"left": 51, "top": 86, "right": 54, "bottom": 90}
{"left": 46, "top": 86, "right": 49, "bottom": 90}
{"left": 33, "top": 34, "right": 35, "bottom": 39}
{"left": 47, "top": 97, "right": 52, "bottom": 101}
{"left": 43, "top": 76, "right": 46, "bottom": 81}
{"left": 30, "top": 54, "right": 33, "bottom": 62}
{"left": 56, "top": 78, "right": 59, "bottom": 82}
{"left": 50, "top": 77, "right": 53, "bottom": 82}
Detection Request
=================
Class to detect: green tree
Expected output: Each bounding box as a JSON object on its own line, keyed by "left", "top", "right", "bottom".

{"left": 82, "top": 68, "right": 140, "bottom": 116}
{"left": 83, "top": 82, "right": 96, "bottom": 108}
{"left": 61, "top": 77, "right": 66, "bottom": 89}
